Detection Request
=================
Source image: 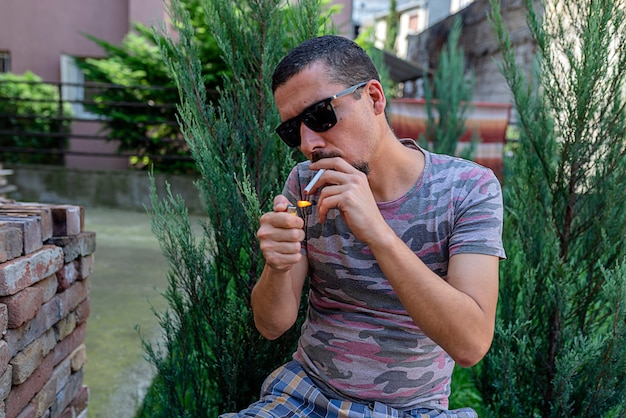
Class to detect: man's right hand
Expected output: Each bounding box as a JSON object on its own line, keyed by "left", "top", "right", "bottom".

{"left": 257, "top": 195, "right": 305, "bottom": 271}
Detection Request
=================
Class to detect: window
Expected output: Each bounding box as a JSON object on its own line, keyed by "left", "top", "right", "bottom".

{"left": 409, "top": 13, "right": 419, "bottom": 32}
{"left": 0, "top": 51, "right": 10, "bottom": 73}
{"left": 405, "top": 9, "right": 426, "bottom": 35}
{"left": 60, "top": 54, "right": 101, "bottom": 120}
{"left": 450, "top": 0, "right": 474, "bottom": 14}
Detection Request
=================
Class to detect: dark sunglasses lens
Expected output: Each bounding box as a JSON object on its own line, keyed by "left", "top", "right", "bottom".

{"left": 276, "top": 120, "right": 301, "bottom": 147}
{"left": 275, "top": 99, "right": 339, "bottom": 148}
{"left": 303, "top": 100, "right": 337, "bottom": 132}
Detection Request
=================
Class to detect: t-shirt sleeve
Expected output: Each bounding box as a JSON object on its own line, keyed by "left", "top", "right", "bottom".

{"left": 449, "top": 169, "right": 506, "bottom": 259}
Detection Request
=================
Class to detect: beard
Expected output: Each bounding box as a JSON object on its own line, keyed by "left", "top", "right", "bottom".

{"left": 311, "top": 151, "right": 370, "bottom": 176}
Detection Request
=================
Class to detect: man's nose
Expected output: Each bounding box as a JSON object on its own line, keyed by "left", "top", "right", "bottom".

{"left": 299, "top": 123, "right": 325, "bottom": 155}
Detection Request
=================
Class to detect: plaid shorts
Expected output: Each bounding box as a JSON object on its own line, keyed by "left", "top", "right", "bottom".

{"left": 219, "top": 361, "right": 478, "bottom": 418}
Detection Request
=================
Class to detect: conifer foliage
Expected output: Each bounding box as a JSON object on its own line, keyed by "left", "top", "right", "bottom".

{"left": 420, "top": 16, "right": 477, "bottom": 160}
{"left": 138, "top": 0, "right": 329, "bottom": 416}
{"left": 476, "top": 1, "right": 626, "bottom": 416}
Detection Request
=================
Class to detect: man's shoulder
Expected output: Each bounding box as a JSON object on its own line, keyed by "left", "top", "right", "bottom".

{"left": 426, "top": 150, "right": 496, "bottom": 181}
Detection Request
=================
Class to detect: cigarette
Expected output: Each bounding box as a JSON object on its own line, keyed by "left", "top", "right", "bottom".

{"left": 304, "top": 169, "right": 326, "bottom": 193}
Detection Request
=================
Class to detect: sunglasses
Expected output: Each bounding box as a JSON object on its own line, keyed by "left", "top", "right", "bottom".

{"left": 275, "top": 81, "right": 368, "bottom": 148}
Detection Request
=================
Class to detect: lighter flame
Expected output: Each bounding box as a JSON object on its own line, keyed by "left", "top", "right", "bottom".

{"left": 297, "top": 200, "right": 312, "bottom": 208}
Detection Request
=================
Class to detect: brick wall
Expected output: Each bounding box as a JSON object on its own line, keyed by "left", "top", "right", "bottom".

{"left": 0, "top": 200, "right": 93, "bottom": 418}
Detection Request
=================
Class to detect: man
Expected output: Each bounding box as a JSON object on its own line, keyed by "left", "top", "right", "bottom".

{"left": 222, "top": 35, "right": 505, "bottom": 417}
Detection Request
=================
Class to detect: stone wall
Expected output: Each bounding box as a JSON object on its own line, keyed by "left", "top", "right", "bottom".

{"left": 0, "top": 166, "right": 17, "bottom": 198}
{"left": 6, "top": 164, "right": 204, "bottom": 215}
{"left": 0, "top": 200, "right": 93, "bottom": 418}
{"left": 405, "top": 0, "right": 540, "bottom": 107}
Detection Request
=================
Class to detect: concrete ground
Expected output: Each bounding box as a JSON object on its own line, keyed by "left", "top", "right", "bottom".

{"left": 82, "top": 207, "right": 179, "bottom": 418}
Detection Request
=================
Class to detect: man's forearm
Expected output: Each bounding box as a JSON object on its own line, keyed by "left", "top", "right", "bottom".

{"left": 367, "top": 227, "right": 499, "bottom": 367}
{"left": 251, "top": 262, "right": 306, "bottom": 340}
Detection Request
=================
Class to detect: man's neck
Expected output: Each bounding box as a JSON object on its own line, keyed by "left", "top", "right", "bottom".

{"left": 368, "top": 136, "right": 425, "bottom": 203}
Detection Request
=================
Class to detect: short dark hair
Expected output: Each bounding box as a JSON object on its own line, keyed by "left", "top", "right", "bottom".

{"left": 272, "top": 35, "right": 380, "bottom": 92}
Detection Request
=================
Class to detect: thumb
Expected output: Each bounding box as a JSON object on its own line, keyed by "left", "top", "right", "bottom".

{"left": 273, "top": 195, "right": 292, "bottom": 212}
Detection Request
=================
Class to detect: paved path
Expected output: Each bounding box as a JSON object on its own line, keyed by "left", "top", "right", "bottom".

{"left": 83, "top": 207, "right": 172, "bottom": 418}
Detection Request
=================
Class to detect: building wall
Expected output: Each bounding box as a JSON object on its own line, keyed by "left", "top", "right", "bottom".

{"left": 129, "top": 0, "right": 168, "bottom": 29}
{"left": 428, "top": 0, "right": 452, "bottom": 26}
{"left": 0, "top": 0, "right": 133, "bottom": 81}
{"left": 396, "top": 5, "right": 428, "bottom": 58}
{"left": 6, "top": 164, "right": 205, "bottom": 215}
{"left": 405, "top": 0, "right": 537, "bottom": 105}
{"left": 330, "top": 0, "right": 354, "bottom": 38}
{"left": 0, "top": 0, "right": 170, "bottom": 170}
{"left": 0, "top": 0, "right": 168, "bottom": 81}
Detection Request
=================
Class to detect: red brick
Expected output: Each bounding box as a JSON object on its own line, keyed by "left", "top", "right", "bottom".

{"left": 0, "top": 303, "right": 7, "bottom": 336}
{"left": 11, "top": 329, "right": 56, "bottom": 386}
{"left": 55, "top": 313, "right": 77, "bottom": 341}
{"left": 11, "top": 340, "right": 44, "bottom": 386}
{"left": 57, "top": 407, "right": 73, "bottom": 418}
{"left": 0, "top": 216, "right": 42, "bottom": 256}
{"left": 50, "top": 206, "right": 83, "bottom": 237}
{"left": 33, "top": 275, "right": 57, "bottom": 303}
{"left": 34, "top": 356, "right": 71, "bottom": 417}
{"left": 56, "top": 261, "right": 79, "bottom": 292}
{"left": 69, "top": 345, "right": 86, "bottom": 373}
{"left": 40, "top": 328, "right": 58, "bottom": 357}
{"left": 0, "top": 287, "right": 44, "bottom": 329}
{"left": 44, "top": 232, "right": 95, "bottom": 264}
{"left": 5, "top": 351, "right": 54, "bottom": 418}
{"left": 0, "top": 364, "right": 11, "bottom": 402}
{"left": 50, "top": 369, "right": 82, "bottom": 417}
{"left": 58, "top": 280, "right": 89, "bottom": 319}
{"left": 53, "top": 324, "right": 86, "bottom": 368}
{"left": 5, "top": 280, "right": 88, "bottom": 358}
{"left": 5, "top": 298, "right": 62, "bottom": 358}
{"left": 0, "top": 206, "right": 53, "bottom": 241}
{"left": 68, "top": 385, "right": 88, "bottom": 416}
{"left": 77, "top": 254, "right": 94, "bottom": 280}
{"left": 0, "top": 227, "right": 22, "bottom": 263}
{"left": 13, "top": 402, "right": 36, "bottom": 418}
{"left": 0, "top": 341, "right": 10, "bottom": 375}
{"left": 0, "top": 246, "right": 64, "bottom": 297}
{"left": 74, "top": 299, "right": 90, "bottom": 326}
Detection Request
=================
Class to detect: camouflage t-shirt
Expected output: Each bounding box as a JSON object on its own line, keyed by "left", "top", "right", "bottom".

{"left": 282, "top": 143, "right": 505, "bottom": 411}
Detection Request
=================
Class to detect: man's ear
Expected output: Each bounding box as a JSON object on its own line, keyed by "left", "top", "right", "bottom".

{"left": 366, "top": 80, "right": 386, "bottom": 115}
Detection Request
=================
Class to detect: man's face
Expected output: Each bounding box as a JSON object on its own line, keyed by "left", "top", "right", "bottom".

{"left": 273, "top": 62, "right": 380, "bottom": 172}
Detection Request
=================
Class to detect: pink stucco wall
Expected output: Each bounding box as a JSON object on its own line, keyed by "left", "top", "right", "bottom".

{"left": 330, "top": 0, "right": 354, "bottom": 38}
{"left": 129, "top": 0, "right": 169, "bottom": 31}
{"left": 0, "top": 0, "right": 167, "bottom": 82}
{"left": 0, "top": 0, "right": 354, "bottom": 170}
{"left": 0, "top": 0, "right": 169, "bottom": 170}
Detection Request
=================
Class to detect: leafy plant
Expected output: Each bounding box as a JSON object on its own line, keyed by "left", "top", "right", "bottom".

{"left": 0, "top": 71, "right": 72, "bottom": 164}
{"left": 76, "top": 1, "right": 230, "bottom": 174}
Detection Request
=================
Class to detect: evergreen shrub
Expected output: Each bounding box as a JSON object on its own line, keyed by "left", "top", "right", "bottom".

{"left": 475, "top": 1, "right": 626, "bottom": 416}
{"left": 137, "top": 0, "right": 333, "bottom": 416}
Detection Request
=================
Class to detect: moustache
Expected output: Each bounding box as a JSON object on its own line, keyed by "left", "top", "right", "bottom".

{"left": 310, "top": 152, "right": 370, "bottom": 176}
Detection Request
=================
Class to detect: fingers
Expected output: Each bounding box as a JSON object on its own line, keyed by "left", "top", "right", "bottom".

{"left": 305, "top": 157, "right": 355, "bottom": 195}
{"left": 306, "top": 159, "right": 383, "bottom": 241}
{"left": 273, "top": 194, "right": 292, "bottom": 213}
{"left": 257, "top": 195, "right": 305, "bottom": 271}
{"left": 305, "top": 161, "right": 371, "bottom": 224}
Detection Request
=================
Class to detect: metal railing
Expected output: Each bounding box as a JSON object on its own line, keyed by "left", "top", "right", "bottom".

{"left": 0, "top": 79, "right": 192, "bottom": 169}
